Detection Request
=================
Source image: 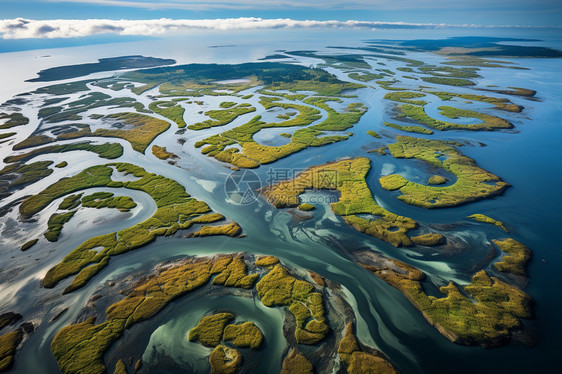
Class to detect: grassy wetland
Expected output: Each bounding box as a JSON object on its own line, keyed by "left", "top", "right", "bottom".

{"left": 338, "top": 322, "right": 397, "bottom": 374}
{"left": 49, "top": 254, "right": 356, "bottom": 373}
{"left": 0, "top": 35, "right": 557, "bottom": 374}
{"left": 193, "top": 86, "right": 367, "bottom": 168}
{"left": 360, "top": 255, "right": 532, "bottom": 347}
{"left": 378, "top": 136, "right": 510, "bottom": 208}
{"left": 19, "top": 163, "right": 241, "bottom": 293}
{"left": 51, "top": 254, "right": 258, "bottom": 374}
{"left": 261, "top": 157, "right": 420, "bottom": 247}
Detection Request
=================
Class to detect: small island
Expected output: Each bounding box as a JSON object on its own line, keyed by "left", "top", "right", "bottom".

{"left": 378, "top": 136, "right": 510, "bottom": 208}
{"left": 261, "top": 157, "right": 420, "bottom": 247}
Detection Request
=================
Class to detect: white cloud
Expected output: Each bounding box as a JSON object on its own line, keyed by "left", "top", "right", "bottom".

{"left": 0, "top": 18, "right": 554, "bottom": 39}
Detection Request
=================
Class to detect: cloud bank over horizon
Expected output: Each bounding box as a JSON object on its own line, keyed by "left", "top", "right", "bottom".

{"left": 0, "top": 17, "right": 557, "bottom": 39}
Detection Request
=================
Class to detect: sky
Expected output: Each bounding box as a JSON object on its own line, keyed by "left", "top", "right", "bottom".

{"left": 0, "top": 0, "right": 560, "bottom": 43}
